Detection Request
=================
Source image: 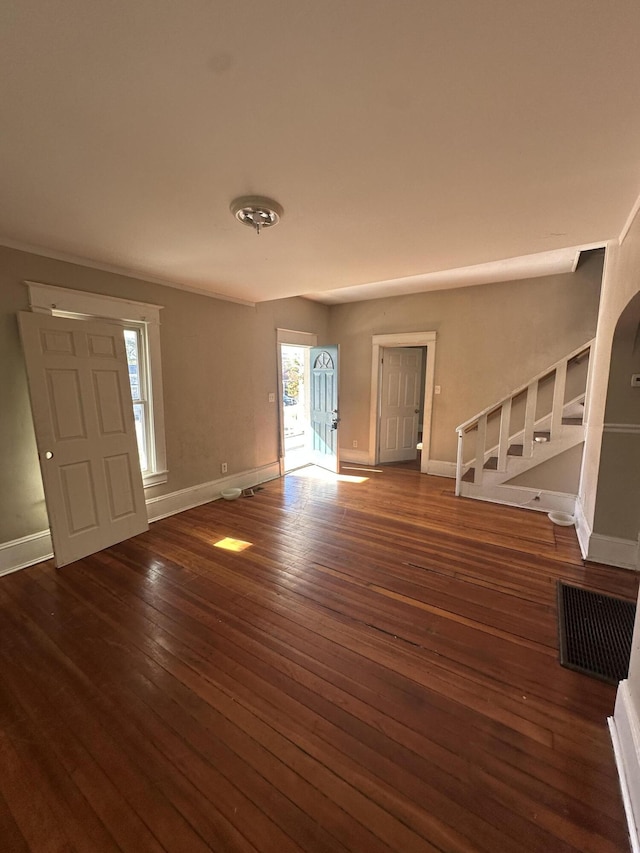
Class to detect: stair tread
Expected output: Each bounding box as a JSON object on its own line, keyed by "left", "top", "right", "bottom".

{"left": 462, "top": 468, "right": 475, "bottom": 483}
{"left": 508, "top": 445, "right": 523, "bottom": 456}
{"left": 483, "top": 457, "right": 498, "bottom": 470}
{"left": 562, "top": 417, "right": 583, "bottom": 425}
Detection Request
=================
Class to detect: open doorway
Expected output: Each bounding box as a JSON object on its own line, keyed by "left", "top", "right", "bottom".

{"left": 277, "top": 334, "right": 341, "bottom": 475}
{"left": 378, "top": 346, "right": 426, "bottom": 468}
{"left": 280, "top": 344, "right": 312, "bottom": 472}
{"left": 370, "top": 331, "right": 437, "bottom": 474}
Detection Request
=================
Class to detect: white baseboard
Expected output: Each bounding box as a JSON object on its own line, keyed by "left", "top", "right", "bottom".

{"left": 587, "top": 533, "right": 640, "bottom": 571}
{"left": 459, "top": 482, "right": 577, "bottom": 515}
{"left": 0, "top": 529, "right": 54, "bottom": 576}
{"left": 145, "top": 461, "right": 281, "bottom": 522}
{"left": 339, "top": 449, "right": 371, "bottom": 465}
{"left": 610, "top": 681, "right": 640, "bottom": 853}
{"left": 573, "top": 495, "right": 639, "bottom": 569}
{"left": 0, "top": 462, "right": 282, "bottom": 575}
{"left": 426, "top": 459, "right": 457, "bottom": 478}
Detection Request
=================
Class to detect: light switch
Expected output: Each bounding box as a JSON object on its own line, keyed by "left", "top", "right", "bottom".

{"left": 632, "top": 374, "right": 640, "bottom": 388}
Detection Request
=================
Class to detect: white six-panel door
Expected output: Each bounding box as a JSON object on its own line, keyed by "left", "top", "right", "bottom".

{"left": 379, "top": 347, "right": 423, "bottom": 464}
{"left": 19, "top": 312, "right": 149, "bottom": 567}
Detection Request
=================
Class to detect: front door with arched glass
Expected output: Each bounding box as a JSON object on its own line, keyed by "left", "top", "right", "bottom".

{"left": 310, "top": 345, "right": 339, "bottom": 473}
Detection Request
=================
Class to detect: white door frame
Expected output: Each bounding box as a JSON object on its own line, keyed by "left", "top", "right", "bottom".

{"left": 369, "top": 332, "right": 437, "bottom": 473}
{"left": 276, "top": 329, "right": 317, "bottom": 476}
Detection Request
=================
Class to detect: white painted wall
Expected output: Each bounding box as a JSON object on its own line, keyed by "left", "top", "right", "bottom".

{"left": 579, "top": 215, "right": 640, "bottom": 547}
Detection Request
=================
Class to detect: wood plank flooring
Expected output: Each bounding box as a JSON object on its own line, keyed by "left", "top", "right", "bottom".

{"left": 0, "top": 465, "right": 637, "bottom": 852}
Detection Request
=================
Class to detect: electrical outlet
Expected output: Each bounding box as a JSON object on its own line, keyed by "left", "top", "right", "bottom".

{"left": 268, "top": 392, "right": 275, "bottom": 402}
{"left": 434, "top": 385, "right": 441, "bottom": 395}
{"left": 221, "top": 462, "right": 228, "bottom": 474}
{"left": 352, "top": 440, "right": 358, "bottom": 448}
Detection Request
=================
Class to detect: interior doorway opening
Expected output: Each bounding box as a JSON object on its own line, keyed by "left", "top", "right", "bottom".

{"left": 280, "top": 344, "right": 312, "bottom": 472}
{"left": 378, "top": 346, "right": 427, "bottom": 469}
{"left": 370, "top": 331, "right": 437, "bottom": 474}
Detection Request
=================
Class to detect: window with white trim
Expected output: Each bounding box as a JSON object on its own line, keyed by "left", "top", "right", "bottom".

{"left": 124, "top": 324, "right": 152, "bottom": 475}
{"left": 25, "top": 281, "right": 168, "bottom": 487}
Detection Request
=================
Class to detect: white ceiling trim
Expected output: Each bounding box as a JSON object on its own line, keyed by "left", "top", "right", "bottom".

{"left": 619, "top": 189, "right": 640, "bottom": 246}
{"left": 6, "top": 237, "right": 608, "bottom": 309}
{"left": 303, "top": 246, "right": 605, "bottom": 305}
{"left": 1, "top": 237, "right": 257, "bottom": 308}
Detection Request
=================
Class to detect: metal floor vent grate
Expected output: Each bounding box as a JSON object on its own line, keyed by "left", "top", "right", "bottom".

{"left": 557, "top": 582, "right": 636, "bottom": 683}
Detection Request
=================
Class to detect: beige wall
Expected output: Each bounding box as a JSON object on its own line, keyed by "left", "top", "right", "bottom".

{"left": 601, "top": 306, "right": 640, "bottom": 422}
{"left": 580, "top": 214, "right": 640, "bottom": 539}
{"left": 328, "top": 252, "right": 603, "bottom": 464}
{"left": 0, "top": 246, "right": 329, "bottom": 544}
{"left": 590, "top": 291, "right": 640, "bottom": 541}
{"left": 0, "top": 242, "right": 609, "bottom": 551}
{"left": 506, "top": 444, "right": 584, "bottom": 493}
{"left": 588, "top": 213, "right": 640, "bottom": 740}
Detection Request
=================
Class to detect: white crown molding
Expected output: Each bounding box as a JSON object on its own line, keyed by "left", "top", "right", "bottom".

{"left": 2, "top": 238, "right": 256, "bottom": 307}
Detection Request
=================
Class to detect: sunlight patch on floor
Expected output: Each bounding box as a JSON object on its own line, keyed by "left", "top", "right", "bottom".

{"left": 213, "top": 537, "right": 253, "bottom": 552}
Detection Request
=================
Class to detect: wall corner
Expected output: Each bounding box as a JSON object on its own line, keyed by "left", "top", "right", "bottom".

{"left": 610, "top": 680, "right": 640, "bottom": 853}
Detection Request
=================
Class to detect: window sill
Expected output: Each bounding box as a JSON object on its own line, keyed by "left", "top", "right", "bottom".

{"left": 143, "top": 470, "right": 169, "bottom": 488}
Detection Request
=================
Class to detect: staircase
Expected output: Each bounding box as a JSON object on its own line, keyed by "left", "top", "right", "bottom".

{"left": 455, "top": 340, "right": 593, "bottom": 510}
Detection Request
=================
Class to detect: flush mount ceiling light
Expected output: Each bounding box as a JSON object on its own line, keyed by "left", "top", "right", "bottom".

{"left": 230, "top": 195, "right": 283, "bottom": 235}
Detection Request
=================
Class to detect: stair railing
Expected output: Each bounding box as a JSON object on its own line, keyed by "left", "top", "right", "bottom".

{"left": 454, "top": 340, "right": 593, "bottom": 497}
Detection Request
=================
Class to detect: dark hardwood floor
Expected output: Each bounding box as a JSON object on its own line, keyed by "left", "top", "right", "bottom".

{"left": 0, "top": 466, "right": 636, "bottom": 852}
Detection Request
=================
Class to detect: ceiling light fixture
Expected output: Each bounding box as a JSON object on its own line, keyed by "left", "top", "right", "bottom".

{"left": 230, "top": 195, "right": 283, "bottom": 235}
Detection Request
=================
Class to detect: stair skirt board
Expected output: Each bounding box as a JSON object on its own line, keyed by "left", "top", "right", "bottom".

{"left": 458, "top": 483, "right": 577, "bottom": 515}
{"left": 461, "top": 430, "right": 584, "bottom": 487}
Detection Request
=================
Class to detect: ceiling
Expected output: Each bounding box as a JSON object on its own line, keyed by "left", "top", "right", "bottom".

{"left": 2, "top": 2, "right": 640, "bottom": 305}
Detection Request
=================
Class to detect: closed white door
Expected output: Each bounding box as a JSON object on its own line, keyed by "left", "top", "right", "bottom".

{"left": 19, "top": 312, "right": 149, "bottom": 567}
{"left": 310, "top": 345, "right": 339, "bottom": 473}
{"left": 379, "top": 347, "right": 423, "bottom": 463}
